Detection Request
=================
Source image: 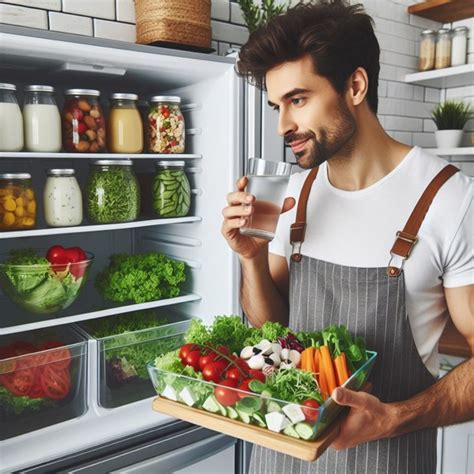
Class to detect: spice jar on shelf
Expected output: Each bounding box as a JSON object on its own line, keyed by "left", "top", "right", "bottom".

{"left": 148, "top": 96, "right": 185, "bottom": 154}
{"left": 435, "top": 28, "right": 452, "bottom": 69}
{"left": 451, "top": 26, "right": 468, "bottom": 67}
{"left": 0, "top": 173, "right": 36, "bottom": 231}
{"left": 418, "top": 30, "right": 436, "bottom": 71}
{"left": 153, "top": 161, "right": 191, "bottom": 217}
{"left": 0, "top": 83, "right": 24, "bottom": 152}
{"left": 63, "top": 89, "right": 106, "bottom": 153}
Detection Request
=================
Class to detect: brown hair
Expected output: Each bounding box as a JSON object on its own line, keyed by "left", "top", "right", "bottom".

{"left": 236, "top": 0, "right": 380, "bottom": 114}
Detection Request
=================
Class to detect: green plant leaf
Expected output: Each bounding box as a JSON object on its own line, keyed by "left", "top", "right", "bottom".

{"left": 431, "top": 100, "right": 473, "bottom": 130}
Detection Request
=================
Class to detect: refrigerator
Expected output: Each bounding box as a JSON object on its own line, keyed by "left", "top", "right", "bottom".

{"left": 0, "top": 24, "right": 259, "bottom": 473}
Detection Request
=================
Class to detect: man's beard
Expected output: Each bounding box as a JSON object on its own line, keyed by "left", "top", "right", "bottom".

{"left": 286, "top": 99, "right": 356, "bottom": 169}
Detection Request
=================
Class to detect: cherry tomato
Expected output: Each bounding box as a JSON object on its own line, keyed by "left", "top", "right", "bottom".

{"left": 237, "top": 379, "right": 253, "bottom": 398}
{"left": 46, "top": 245, "right": 69, "bottom": 271}
{"left": 248, "top": 369, "right": 266, "bottom": 383}
{"left": 184, "top": 350, "right": 202, "bottom": 371}
{"left": 202, "top": 360, "right": 227, "bottom": 383}
{"left": 199, "top": 351, "right": 217, "bottom": 371}
{"left": 179, "top": 344, "right": 200, "bottom": 363}
{"left": 2, "top": 367, "right": 35, "bottom": 397}
{"left": 226, "top": 366, "right": 244, "bottom": 382}
{"left": 66, "top": 247, "right": 87, "bottom": 278}
{"left": 214, "top": 378, "right": 239, "bottom": 406}
{"left": 40, "top": 365, "right": 70, "bottom": 400}
{"left": 302, "top": 399, "right": 320, "bottom": 423}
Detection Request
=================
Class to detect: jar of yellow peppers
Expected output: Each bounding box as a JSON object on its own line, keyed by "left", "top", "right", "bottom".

{"left": 0, "top": 173, "right": 36, "bottom": 231}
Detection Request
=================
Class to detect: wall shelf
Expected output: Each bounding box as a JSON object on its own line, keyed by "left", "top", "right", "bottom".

{"left": 405, "top": 63, "right": 474, "bottom": 88}
{"left": 0, "top": 152, "right": 202, "bottom": 160}
{"left": 408, "top": 0, "right": 474, "bottom": 23}
{"left": 425, "top": 147, "right": 474, "bottom": 156}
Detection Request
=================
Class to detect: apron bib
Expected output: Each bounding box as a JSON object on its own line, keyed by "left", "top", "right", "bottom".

{"left": 249, "top": 164, "right": 458, "bottom": 474}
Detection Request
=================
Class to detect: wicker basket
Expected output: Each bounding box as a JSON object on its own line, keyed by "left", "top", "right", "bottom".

{"left": 135, "top": 0, "right": 211, "bottom": 49}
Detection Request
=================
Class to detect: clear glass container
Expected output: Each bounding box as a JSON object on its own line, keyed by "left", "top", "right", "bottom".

{"left": 148, "top": 96, "right": 185, "bottom": 154}
{"left": 418, "top": 29, "right": 436, "bottom": 72}
{"left": 0, "top": 83, "right": 24, "bottom": 152}
{"left": 435, "top": 28, "right": 452, "bottom": 69}
{"left": 77, "top": 311, "right": 192, "bottom": 408}
{"left": 108, "top": 93, "right": 144, "bottom": 153}
{"left": 43, "top": 169, "right": 83, "bottom": 227}
{"left": 23, "top": 85, "right": 61, "bottom": 152}
{"left": 451, "top": 26, "right": 468, "bottom": 67}
{"left": 86, "top": 160, "right": 140, "bottom": 224}
{"left": 0, "top": 173, "right": 36, "bottom": 231}
{"left": 63, "top": 89, "right": 106, "bottom": 153}
{"left": 0, "top": 326, "right": 88, "bottom": 440}
{"left": 153, "top": 161, "right": 191, "bottom": 217}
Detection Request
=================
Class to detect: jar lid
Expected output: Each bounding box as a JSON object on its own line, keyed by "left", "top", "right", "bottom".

{"left": 111, "top": 93, "right": 138, "bottom": 100}
{"left": 453, "top": 26, "right": 468, "bottom": 33}
{"left": 25, "top": 85, "right": 55, "bottom": 93}
{"left": 65, "top": 89, "right": 101, "bottom": 96}
{"left": 47, "top": 169, "right": 75, "bottom": 176}
{"left": 92, "top": 160, "right": 133, "bottom": 166}
{"left": 0, "top": 173, "right": 31, "bottom": 180}
{"left": 156, "top": 161, "right": 185, "bottom": 167}
{"left": 150, "top": 96, "right": 181, "bottom": 103}
{"left": 437, "top": 28, "right": 451, "bottom": 35}
{"left": 0, "top": 83, "right": 16, "bottom": 91}
{"left": 421, "top": 29, "right": 435, "bottom": 35}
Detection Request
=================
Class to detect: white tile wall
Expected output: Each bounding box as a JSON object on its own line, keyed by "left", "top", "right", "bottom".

{"left": 211, "top": 19, "right": 248, "bottom": 44}
{"left": 62, "top": 0, "right": 115, "bottom": 20}
{"left": 1, "top": 0, "right": 60, "bottom": 10}
{"left": 211, "top": 0, "right": 229, "bottom": 22}
{"left": 49, "top": 11, "right": 92, "bottom": 36}
{"left": 93, "top": 18, "right": 135, "bottom": 42}
{"left": 0, "top": 3, "right": 47, "bottom": 29}
{"left": 115, "top": 0, "right": 134, "bottom": 24}
{"left": 230, "top": 1, "right": 245, "bottom": 26}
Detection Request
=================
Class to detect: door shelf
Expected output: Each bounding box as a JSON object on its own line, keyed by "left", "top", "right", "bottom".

{"left": 0, "top": 152, "right": 202, "bottom": 160}
{"left": 404, "top": 63, "right": 474, "bottom": 89}
{"left": 426, "top": 147, "right": 474, "bottom": 156}
{"left": 0, "top": 292, "right": 201, "bottom": 336}
{"left": 0, "top": 216, "right": 202, "bottom": 240}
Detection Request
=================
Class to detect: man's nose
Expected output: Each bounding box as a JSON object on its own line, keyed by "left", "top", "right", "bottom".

{"left": 277, "top": 109, "right": 297, "bottom": 137}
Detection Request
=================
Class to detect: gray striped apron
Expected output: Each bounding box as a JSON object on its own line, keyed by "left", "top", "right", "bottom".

{"left": 249, "top": 164, "right": 459, "bottom": 474}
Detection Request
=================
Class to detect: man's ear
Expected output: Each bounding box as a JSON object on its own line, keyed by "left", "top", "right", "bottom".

{"left": 347, "top": 67, "right": 369, "bottom": 107}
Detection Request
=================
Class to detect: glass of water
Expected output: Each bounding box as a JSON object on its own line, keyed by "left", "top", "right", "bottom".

{"left": 240, "top": 158, "right": 292, "bottom": 241}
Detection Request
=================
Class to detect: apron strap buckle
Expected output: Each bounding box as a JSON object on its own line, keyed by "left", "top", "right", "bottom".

{"left": 291, "top": 241, "right": 303, "bottom": 262}
{"left": 387, "top": 252, "right": 405, "bottom": 277}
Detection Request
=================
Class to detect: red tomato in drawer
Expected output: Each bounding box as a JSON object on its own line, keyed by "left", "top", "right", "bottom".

{"left": 2, "top": 367, "right": 35, "bottom": 397}
{"left": 40, "top": 365, "right": 71, "bottom": 400}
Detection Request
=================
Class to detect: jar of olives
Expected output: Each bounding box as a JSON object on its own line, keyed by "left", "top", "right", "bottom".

{"left": 0, "top": 173, "right": 36, "bottom": 231}
{"left": 63, "top": 89, "right": 106, "bottom": 153}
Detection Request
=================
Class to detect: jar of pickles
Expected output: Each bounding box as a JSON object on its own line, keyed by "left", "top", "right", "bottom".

{"left": 148, "top": 96, "right": 185, "bottom": 154}
{"left": 153, "top": 161, "right": 191, "bottom": 217}
{"left": 63, "top": 89, "right": 106, "bottom": 153}
{"left": 86, "top": 160, "right": 140, "bottom": 224}
{"left": 0, "top": 173, "right": 36, "bottom": 231}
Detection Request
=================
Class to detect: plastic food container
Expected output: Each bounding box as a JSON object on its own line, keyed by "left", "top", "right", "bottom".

{"left": 77, "top": 311, "right": 192, "bottom": 408}
{"left": 148, "top": 351, "right": 377, "bottom": 441}
{"left": 0, "top": 326, "right": 88, "bottom": 440}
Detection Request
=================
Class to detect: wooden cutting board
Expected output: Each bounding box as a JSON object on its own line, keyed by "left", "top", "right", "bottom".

{"left": 153, "top": 397, "right": 343, "bottom": 462}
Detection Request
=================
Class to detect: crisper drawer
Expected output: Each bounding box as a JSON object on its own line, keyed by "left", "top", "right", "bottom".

{"left": 0, "top": 326, "right": 88, "bottom": 440}
{"left": 77, "top": 310, "right": 192, "bottom": 409}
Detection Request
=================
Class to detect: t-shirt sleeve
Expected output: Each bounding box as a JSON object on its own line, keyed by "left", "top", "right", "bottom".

{"left": 442, "top": 193, "right": 473, "bottom": 288}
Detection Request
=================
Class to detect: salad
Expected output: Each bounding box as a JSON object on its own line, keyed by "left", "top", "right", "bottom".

{"left": 150, "top": 317, "right": 375, "bottom": 441}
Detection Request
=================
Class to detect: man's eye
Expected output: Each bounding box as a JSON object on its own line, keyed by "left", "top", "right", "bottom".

{"left": 272, "top": 105, "right": 280, "bottom": 112}
{"left": 291, "top": 98, "right": 305, "bottom": 106}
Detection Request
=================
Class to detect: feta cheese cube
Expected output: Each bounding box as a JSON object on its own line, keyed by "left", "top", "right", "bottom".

{"left": 283, "top": 404, "right": 306, "bottom": 424}
{"left": 265, "top": 412, "right": 291, "bottom": 433}
{"left": 162, "top": 385, "right": 178, "bottom": 401}
{"left": 179, "top": 387, "right": 198, "bottom": 407}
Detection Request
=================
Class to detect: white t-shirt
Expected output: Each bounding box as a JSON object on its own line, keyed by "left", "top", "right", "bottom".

{"left": 269, "top": 147, "right": 473, "bottom": 377}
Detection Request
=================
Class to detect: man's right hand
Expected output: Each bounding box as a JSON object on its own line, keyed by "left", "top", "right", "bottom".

{"left": 221, "top": 176, "right": 295, "bottom": 260}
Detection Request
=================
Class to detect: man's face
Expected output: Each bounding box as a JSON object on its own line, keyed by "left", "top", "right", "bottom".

{"left": 266, "top": 55, "right": 356, "bottom": 169}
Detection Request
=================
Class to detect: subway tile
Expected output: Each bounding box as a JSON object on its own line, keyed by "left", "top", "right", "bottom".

{"left": 378, "top": 80, "right": 388, "bottom": 97}
{"left": 412, "top": 132, "right": 436, "bottom": 147}
{"left": 211, "top": 40, "right": 218, "bottom": 54}
{"left": 381, "top": 50, "right": 417, "bottom": 70}
{"left": 446, "top": 85, "right": 474, "bottom": 99}
{"left": 1, "top": 0, "right": 60, "bottom": 9}
{"left": 413, "top": 85, "right": 424, "bottom": 101}
{"left": 374, "top": 17, "right": 420, "bottom": 41}
{"left": 218, "top": 41, "right": 230, "bottom": 55}
{"left": 116, "top": 0, "right": 135, "bottom": 24}
{"left": 94, "top": 19, "right": 136, "bottom": 42}
{"left": 384, "top": 115, "right": 423, "bottom": 132}
{"left": 63, "top": 0, "right": 115, "bottom": 20}
{"left": 379, "top": 97, "right": 431, "bottom": 118}
{"left": 49, "top": 11, "right": 93, "bottom": 36}
{"left": 386, "top": 82, "right": 415, "bottom": 100}
{"left": 377, "top": 31, "right": 416, "bottom": 56}
{"left": 230, "top": 1, "right": 245, "bottom": 26}
{"left": 424, "top": 87, "right": 440, "bottom": 103}
{"left": 374, "top": 1, "right": 409, "bottom": 24}
{"left": 211, "top": 20, "right": 248, "bottom": 45}
{"left": 423, "top": 119, "right": 437, "bottom": 132}
{"left": 392, "top": 131, "right": 413, "bottom": 145}
{"left": 211, "top": 0, "right": 229, "bottom": 22}
{"left": 379, "top": 63, "right": 413, "bottom": 82}
{"left": 0, "top": 3, "right": 47, "bottom": 29}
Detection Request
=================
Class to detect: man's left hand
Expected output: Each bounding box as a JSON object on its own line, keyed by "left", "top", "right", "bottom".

{"left": 330, "top": 387, "right": 398, "bottom": 450}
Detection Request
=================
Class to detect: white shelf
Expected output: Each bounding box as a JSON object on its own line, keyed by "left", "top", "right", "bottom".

{"left": 0, "top": 152, "right": 202, "bottom": 160}
{"left": 0, "top": 292, "right": 201, "bottom": 335}
{"left": 0, "top": 216, "right": 201, "bottom": 239}
{"left": 405, "top": 63, "right": 474, "bottom": 88}
{"left": 425, "top": 147, "right": 474, "bottom": 156}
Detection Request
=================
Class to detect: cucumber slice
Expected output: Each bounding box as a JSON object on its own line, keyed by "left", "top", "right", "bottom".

{"left": 236, "top": 409, "right": 251, "bottom": 424}
{"left": 202, "top": 395, "right": 220, "bottom": 413}
{"left": 294, "top": 422, "right": 315, "bottom": 440}
{"left": 236, "top": 397, "right": 263, "bottom": 414}
{"left": 248, "top": 379, "right": 266, "bottom": 393}
{"left": 266, "top": 401, "right": 282, "bottom": 413}
{"left": 216, "top": 400, "right": 227, "bottom": 417}
{"left": 261, "top": 389, "right": 273, "bottom": 398}
{"left": 252, "top": 412, "right": 267, "bottom": 427}
{"left": 283, "top": 425, "right": 301, "bottom": 439}
{"left": 226, "top": 406, "right": 239, "bottom": 420}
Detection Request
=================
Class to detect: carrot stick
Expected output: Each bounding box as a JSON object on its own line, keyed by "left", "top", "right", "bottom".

{"left": 301, "top": 348, "right": 315, "bottom": 372}
{"left": 334, "top": 352, "right": 350, "bottom": 386}
{"left": 313, "top": 347, "right": 320, "bottom": 382}
{"left": 320, "top": 345, "right": 337, "bottom": 396}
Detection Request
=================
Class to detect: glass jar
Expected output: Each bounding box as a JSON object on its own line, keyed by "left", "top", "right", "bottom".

{"left": 148, "top": 96, "right": 185, "bottom": 154}
{"left": 418, "top": 30, "right": 436, "bottom": 71}
{"left": 153, "top": 161, "right": 191, "bottom": 217}
{"left": 107, "top": 93, "right": 144, "bottom": 153}
{"left": 43, "top": 169, "right": 83, "bottom": 227}
{"left": 0, "top": 173, "right": 36, "bottom": 231}
{"left": 86, "top": 160, "right": 140, "bottom": 224}
{"left": 435, "top": 28, "right": 452, "bottom": 69}
{"left": 0, "top": 83, "right": 24, "bottom": 152}
{"left": 451, "top": 26, "right": 468, "bottom": 67}
{"left": 63, "top": 89, "right": 106, "bottom": 153}
{"left": 23, "top": 85, "right": 61, "bottom": 152}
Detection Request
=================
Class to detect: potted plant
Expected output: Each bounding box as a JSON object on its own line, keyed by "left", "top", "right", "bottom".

{"left": 431, "top": 100, "right": 473, "bottom": 149}
{"left": 238, "top": 0, "right": 289, "bottom": 33}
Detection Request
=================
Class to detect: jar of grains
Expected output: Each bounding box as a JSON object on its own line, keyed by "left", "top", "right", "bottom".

{"left": 435, "top": 28, "right": 452, "bottom": 69}
{"left": 451, "top": 26, "right": 468, "bottom": 67}
{"left": 418, "top": 30, "right": 436, "bottom": 71}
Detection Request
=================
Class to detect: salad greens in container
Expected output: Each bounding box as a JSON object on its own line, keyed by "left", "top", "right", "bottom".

{"left": 148, "top": 316, "right": 377, "bottom": 442}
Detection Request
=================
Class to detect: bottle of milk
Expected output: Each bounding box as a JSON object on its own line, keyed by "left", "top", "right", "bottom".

{"left": 0, "top": 83, "right": 24, "bottom": 152}
{"left": 23, "top": 85, "right": 62, "bottom": 152}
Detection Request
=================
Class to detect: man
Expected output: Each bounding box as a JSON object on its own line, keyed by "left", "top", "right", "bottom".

{"left": 221, "top": 1, "right": 473, "bottom": 473}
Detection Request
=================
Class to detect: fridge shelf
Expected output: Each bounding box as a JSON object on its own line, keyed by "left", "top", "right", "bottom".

{"left": 0, "top": 216, "right": 202, "bottom": 240}
{"left": 0, "top": 293, "right": 201, "bottom": 336}
{"left": 0, "top": 152, "right": 203, "bottom": 160}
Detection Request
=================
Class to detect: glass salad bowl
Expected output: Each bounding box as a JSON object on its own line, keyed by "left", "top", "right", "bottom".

{"left": 0, "top": 251, "right": 94, "bottom": 315}
{"left": 148, "top": 350, "right": 377, "bottom": 441}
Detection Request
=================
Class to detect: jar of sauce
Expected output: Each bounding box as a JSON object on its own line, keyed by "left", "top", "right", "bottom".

{"left": 107, "top": 93, "right": 144, "bottom": 153}
{"left": 0, "top": 83, "right": 24, "bottom": 152}
{"left": 43, "top": 169, "right": 83, "bottom": 227}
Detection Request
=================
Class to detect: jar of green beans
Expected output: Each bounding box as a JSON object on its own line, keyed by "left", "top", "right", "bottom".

{"left": 153, "top": 161, "right": 191, "bottom": 217}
